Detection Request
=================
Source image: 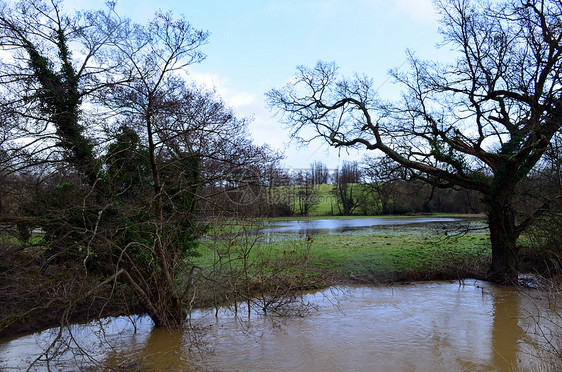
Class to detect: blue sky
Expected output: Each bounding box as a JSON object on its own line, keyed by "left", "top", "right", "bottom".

{"left": 69, "top": 0, "right": 446, "bottom": 170}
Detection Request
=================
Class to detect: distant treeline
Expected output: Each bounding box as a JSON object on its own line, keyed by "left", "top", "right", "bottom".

{"left": 201, "top": 160, "right": 485, "bottom": 217}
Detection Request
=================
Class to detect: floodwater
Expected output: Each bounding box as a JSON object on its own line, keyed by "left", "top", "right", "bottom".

{"left": 260, "top": 217, "right": 465, "bottom": 234}
{"left": 1, "top": 281, "right": 559, "bottom": 371}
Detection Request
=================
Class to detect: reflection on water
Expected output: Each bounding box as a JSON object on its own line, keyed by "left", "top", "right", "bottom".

{"left": 260, "top": 217, "right": 462, "bottom": 234}
{"left": 257, "top": 217, "right": 489, "bottom": 238}
{"left": 0, "top": 281, "right": 558, "bottom": 371}
{"left": 103, "top": 326, "right": 192, "bottom": 371}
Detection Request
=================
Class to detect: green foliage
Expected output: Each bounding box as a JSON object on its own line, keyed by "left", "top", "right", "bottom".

{"left": 103, "top": 126, "right": 154, "bottom": 260}
{"left": 104, "top": 126, "right": 203, "bottom": 260}
{"left": 18, "top": 182, "right": 97, "bottom": 263}
{"left": 163, "top": 154, "right": 203, "bottom": 257}
{"left": 106, "top": 126, "right": 151, "bottom": 197}
{"left": 24, "top": 24, "right": 95, "bottom": 180}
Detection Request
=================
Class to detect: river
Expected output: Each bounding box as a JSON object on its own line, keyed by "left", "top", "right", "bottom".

{"left": 0, "top": 280, "right": 559, "bottom": 371}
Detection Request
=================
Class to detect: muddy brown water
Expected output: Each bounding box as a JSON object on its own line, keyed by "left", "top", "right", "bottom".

{"left": 0, "top": 280, "right": 559, "bottom": 371}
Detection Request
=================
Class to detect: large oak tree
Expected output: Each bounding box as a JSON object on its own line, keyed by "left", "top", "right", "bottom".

{"left": 268, "top": 0, "right": 562, "bottom": 284}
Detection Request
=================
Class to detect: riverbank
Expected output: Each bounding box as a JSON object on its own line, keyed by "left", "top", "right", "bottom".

{"left": 2, "top": 231, "right": 489, "bottom": 339}
{"left": 0, "top": 249, "right": 141, "bottom": 339}
{"left": 0, "top": 214, "right": 553, "bottom": 340}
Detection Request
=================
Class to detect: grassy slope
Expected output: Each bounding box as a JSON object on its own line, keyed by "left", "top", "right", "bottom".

{"left": 309, "top": 184, "right": 336, "bottom": 215}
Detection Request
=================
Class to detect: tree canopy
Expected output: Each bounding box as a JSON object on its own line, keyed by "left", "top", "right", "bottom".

{"left": 0, "top": 0, "right": 276, "bottom": 329}
{"left": 268, "top": 0, "right": 562, "bottom": 283}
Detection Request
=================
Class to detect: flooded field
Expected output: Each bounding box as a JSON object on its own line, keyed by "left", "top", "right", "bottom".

{"left": 258, "top": 216, "right": 487, "bottom": 236}
{"left": 1, "top": 280, "right": 559, "bottom": 371}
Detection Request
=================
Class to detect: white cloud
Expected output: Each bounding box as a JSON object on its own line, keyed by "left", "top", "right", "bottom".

{"left": 188, "top": 71, "right": 255, "bottom": 109}
{"left": 229, "top": 93, "right": 256, "bottom": 109}
{"left": 188, "top": 71, "right": 227, "bottom": 93}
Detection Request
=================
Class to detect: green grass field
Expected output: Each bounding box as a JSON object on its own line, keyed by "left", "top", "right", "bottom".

{"left": 195, "top": 228, "right": 491, "bottom": 286}
{"left": 308, "top": 184, "right": 336, "bottom": 215}
{"left": 307, "top": 233, "right": 490, "bottom": 281}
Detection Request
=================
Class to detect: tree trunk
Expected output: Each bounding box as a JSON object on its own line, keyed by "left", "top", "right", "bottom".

{"left": 486, "top": 195, "right": 519, "bottom": 285}
{"left": 141, "top": 109, "right": 185, "bottom": 328}
{"left": 123, "top": 270, "right": 185, "bottom": 328}
{"left": 151, "top": 299, "right": 186, "bottom": 328}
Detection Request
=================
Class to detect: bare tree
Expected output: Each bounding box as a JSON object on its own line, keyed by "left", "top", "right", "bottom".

{"left": 362, "top": 157, "right": 409, "bottom": 215}
{"left": 331, "top": 161, "right": 361, "bottom": 215}
{"left": 0, "top": 0, "right": 129, "bottom": 184}
{"left": 97, "top": 10, "right": 213, "bottom": 327}
{"left": 294, "top": 169, "right": 318, "bottom": 216}
{"left": 310, "top": 161, "right": 329, "bottom": 185}
{"left": 0, "top": 0, "right": 271, "bottom": 334}
{"left": 260, "top": 160, "right": 294, "bottom": 217}
{"left": 268, "top": 0, "right": 562, "bottom": 284}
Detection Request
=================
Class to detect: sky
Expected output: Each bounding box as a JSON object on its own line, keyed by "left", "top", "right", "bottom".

{"left": 67, "top": 0, "right": 447, "bottom": 171}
